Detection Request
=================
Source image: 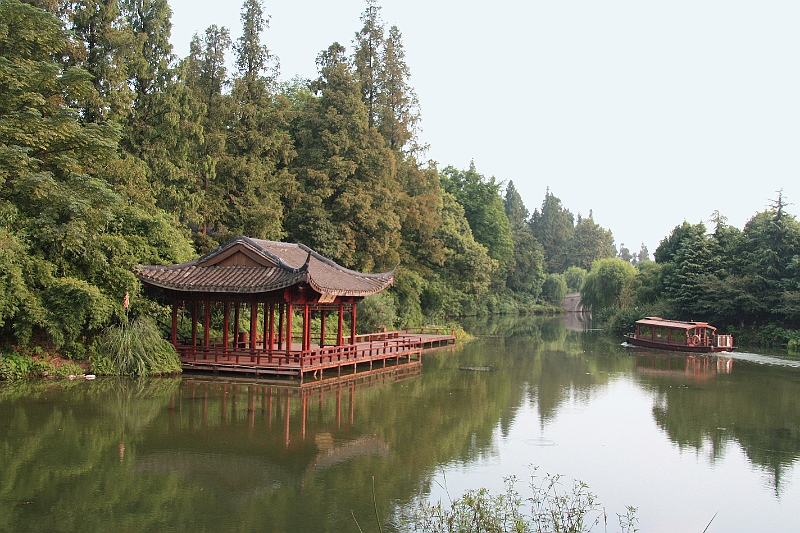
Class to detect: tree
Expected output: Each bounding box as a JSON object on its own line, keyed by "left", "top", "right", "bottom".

{"left": 507, "top": 228, "right": 545, "bottom": 296}
{"left": 0, "top": 0, "right": 193, "bottom": 351}
{"left": 734, "top": 203, "right": 800, "bottom": 325}
{"left": 658, "top": 222, "right": 719, "bottom": 320}
{"left": 440, "top": 163, "right": 513, "bottom": 276}
{"left": 420, "top": 192, "right": 495, "bottom": 318}
{"left": 217, "top": 0, "right": 294, "bottom": 240}
{"left": 120, "top": 0, "right": 173, "bottom": 97}
{"left": 352, "top": 0, "right": 383, "bottom": 129}
{"left": 287, "top": 42, "right": 400, "bottom": 271}
{"left": 564, "top": 266, "right": 587, "bottom": 293}
{"left": 378, "top": 24, "right": 421, "bottom": 153}
{"left": 68, "top": 0, "right": 135, "bottom": 122}
{"left": 541, "top": 273, "right": 568, "bottom": 306}
{"left": 580, "top": 258, "right": 637, "bottom": 312}
{"left": 530, "top": 189, "right": 574, "bottom": 273}
{"left": 504, "top": 181, "right": 528, "bottom": 232}
{"left": 234, "top": 0, "right": 276, "bottom": 90}
{"left": 636, "top": 242, "right": 650, "bottom": 263}
{"left": 566, "top": 216, "right": 615, "bottom": 270}
{"left": 617, "top": 243, "right": 632, "bottom": 263}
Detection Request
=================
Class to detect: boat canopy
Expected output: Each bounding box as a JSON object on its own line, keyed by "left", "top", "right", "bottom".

{"left": 635, "top": 317, "right": 716, "bottom": 332}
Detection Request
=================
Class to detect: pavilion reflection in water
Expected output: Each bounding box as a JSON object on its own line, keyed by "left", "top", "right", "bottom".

{"left": 165, "top": 363, "right": 420, "bottom": 447}
{"left": 134, "top": 365, "right": 421, "bottom": 503}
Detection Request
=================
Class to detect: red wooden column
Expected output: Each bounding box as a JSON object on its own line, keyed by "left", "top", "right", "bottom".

{"left": 203, "top": 300, "right": 210, "bottom": 347}
{"left": 222, "top": 302, "right": 229, "bottom": 354}
{"left": 191, "top": 300, "right": 198, "bottom": 352}
{"left": 320, "top": 310, "right": 327, "bottom": 348}
{"left": 337, "top": 304, "right": 344, "bottom": 346}
{"left": 302, "top": 304, "right": 310, "bottom": 352}
{"left": 233, "top": 303, "right": 241, "bottom": 348}
{"left": 250, "top": 301, "right": 258, "bottom": 352}
{"left": 286, "top": 303, "right": 293, "bottom": 353}
{"left": 350, "top": 302, "right": 357, "bottom": 345}
{"left": 171, "top": 299, "right": 178, "bottom": 346}
{"left": 278, "top": 304, "right": 284, "bottom": 350}
{"left": 267, "top": 304, "right": 275, "bottom": 353}
{"left": 262, "top": 304, "right": 271, "bottom": 352}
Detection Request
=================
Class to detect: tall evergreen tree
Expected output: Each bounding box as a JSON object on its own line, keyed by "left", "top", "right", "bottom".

{"left": 378, "top": 24, "right": 421, "bottom": 153}
{"left": 287, "top": 43, "right": 400, "bottom": 271}
{"left": 352, "top": 0, "right": 383, "bottom": 129}
{"left": 530, "top": 189, "right": 574, "bottom": 273}
{"left": 120, "top": 0, "right": 173, "bottom": 96}
{"left": 68, "top": 0, "right": 135, "bottom": 122}
{"left": 566, "top": 216, "right": 615, "bottom": 271}
{"left": 504, "top": 180, "right": 528, "bottom": 232}
{"left": 218, "top": 0, "right": 294, "bottom": 239}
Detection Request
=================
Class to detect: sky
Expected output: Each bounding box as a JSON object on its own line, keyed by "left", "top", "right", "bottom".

{"left": 167, "top": 0, "right": 800, "bottom": 257}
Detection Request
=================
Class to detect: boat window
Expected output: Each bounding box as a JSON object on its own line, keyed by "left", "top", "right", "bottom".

{"left": 672, "top": 330, "right": 686, "bottom": 343}
{"left": 655, "top": 327, "right": 669, "bottom": 340}
{"left": 638, "top": 325, "right": 653, "bottom": 338}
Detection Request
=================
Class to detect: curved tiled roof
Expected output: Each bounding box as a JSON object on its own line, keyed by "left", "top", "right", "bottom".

{"left": 136, "top": 237, "right": 394, "bottom": 297}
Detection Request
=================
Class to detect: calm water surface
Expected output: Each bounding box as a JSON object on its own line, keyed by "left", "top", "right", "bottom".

{"left": 1, "top": 316, "right": 799, "bottom": 532}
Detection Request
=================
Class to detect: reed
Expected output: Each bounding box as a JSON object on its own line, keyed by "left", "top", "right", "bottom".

{"left": 396, "top": 469, "right": 638, "bottom": 533}
{"left": 97, "top": 317, "right": 180, "bottom": 376}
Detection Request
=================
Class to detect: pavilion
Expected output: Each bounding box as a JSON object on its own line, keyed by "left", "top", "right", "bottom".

{"left": 137, "top": 237, "right": 453, "bottom": 379}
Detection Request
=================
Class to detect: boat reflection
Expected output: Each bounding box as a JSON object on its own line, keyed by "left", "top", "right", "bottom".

{"left": 633, "top": 351, "right": 733, "bottom": 381}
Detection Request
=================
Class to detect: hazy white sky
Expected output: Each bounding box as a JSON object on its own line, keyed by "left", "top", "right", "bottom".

{"left": 168, "top": 0, "right": 800, "bottom": 256}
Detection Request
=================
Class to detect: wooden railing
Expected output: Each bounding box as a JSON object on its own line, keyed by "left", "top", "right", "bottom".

{"left": 404, "top": 326, "right": 455, "bottom": 336}
{"left": 177, "top": 336, "right": 421, "bottom": 369}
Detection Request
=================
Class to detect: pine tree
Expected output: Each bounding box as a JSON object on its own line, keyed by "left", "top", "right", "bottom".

{"left": 530, "top": 189, "right": 574, "bottom": 273}
{"left": 378, "top": 25, "right": 421, "bottom": 153}
{"left": 287, "top": 43, "right": 400, "bottom": 271}
{"left": 218, "top": 0, "right": 294, "bottom": 239}
{"left": 68, "top": 0, "right": 135, "bottom": 122}
{"left": 353, "top": 0, "right": 383, "bottom": 129}
{"left": 504, "top": 181, "right": 529, "bottom": 232}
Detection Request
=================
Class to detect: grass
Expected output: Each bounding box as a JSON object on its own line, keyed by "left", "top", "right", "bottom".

{"left": 96, "top": 316, "right": 181, "bottom": 376}
{"left": 393, "top": 468, "right": 638, "bottom": 533}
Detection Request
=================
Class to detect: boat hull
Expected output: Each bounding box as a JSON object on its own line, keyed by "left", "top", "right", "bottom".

{"left": 624, "top": 334, "right": 735, "bottom": 353}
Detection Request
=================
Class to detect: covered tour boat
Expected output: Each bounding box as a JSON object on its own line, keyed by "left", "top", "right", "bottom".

{"left": 625, "top": 317, "right": 735, "bottom": 353}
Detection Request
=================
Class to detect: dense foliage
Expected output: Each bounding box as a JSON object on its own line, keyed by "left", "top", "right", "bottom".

{"left": 0, "top": 0, "right": 585, "bottom": 365}
{"left": 585, "top": 196, "right": 800, "bottom": 348}
{"left": 1, "top": 0, "right": 796, "bottom": 366}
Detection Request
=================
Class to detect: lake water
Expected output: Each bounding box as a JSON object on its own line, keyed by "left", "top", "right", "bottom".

{"left": 1, "top": 316, "right": 798, "bottom": 532}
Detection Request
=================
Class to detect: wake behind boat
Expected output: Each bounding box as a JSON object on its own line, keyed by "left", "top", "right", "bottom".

{"left": 625, "top": 317, "right": 735, "bottom": 353}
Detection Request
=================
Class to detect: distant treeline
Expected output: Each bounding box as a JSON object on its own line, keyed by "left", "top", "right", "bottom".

{"left": 580, "top": 201, "right": 800, "bottom": 349}
{"left": 1, "top": 0, "right": 797, "bottom": 357}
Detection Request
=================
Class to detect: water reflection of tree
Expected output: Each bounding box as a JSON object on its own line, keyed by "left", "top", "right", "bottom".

{"left": 638, "top": 361, "right": 800, "bottom": 495}
{"left": 0, "top": 319, "right": 660, "bottom": 532}
{"left": 0, "top": 378, "right": 182, "bottom": 532}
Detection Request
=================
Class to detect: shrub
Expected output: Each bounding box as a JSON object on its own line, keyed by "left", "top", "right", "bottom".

{"left": 541, "top": 273, "right": 568, "bottom": 306}
{"left": 357, "top": 293, "right": 397, "bottom": 334}
{"left": 0, "top": 350, "right": 33, "bottom": 381}
{"left": 397, "top": 469, "right": 637, "bottom": 533}
{"left": 96, "top": 316, "right": 181, "bottom": 376}
{"left": 788, "top": 337, "right": 800, "bottom": 355}
{"left": 564, "top": 266, "right": 587, "bottom": 292}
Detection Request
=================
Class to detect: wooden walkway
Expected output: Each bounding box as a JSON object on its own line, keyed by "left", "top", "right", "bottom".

{"left": 178, "top": 328, "right": 455, "bottom": 381}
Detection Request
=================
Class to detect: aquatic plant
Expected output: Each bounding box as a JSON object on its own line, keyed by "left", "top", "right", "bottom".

{"left": 95, "top": 317, "right": 180, "bottom": 376}
{"left": 396, "top": 469, "right": 638, "bottom": 533}
{"left": 788, "top": 337, "right": 800, "bottom": 355}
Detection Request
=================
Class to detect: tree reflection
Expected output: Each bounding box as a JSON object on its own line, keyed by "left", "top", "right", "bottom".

{"left": 633, "top": 353, "right": 800, "bottom": 495}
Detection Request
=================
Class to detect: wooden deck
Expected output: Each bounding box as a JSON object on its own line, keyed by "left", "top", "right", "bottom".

{"left": 178, "top": 328, "right": 455, "bottom": 381}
